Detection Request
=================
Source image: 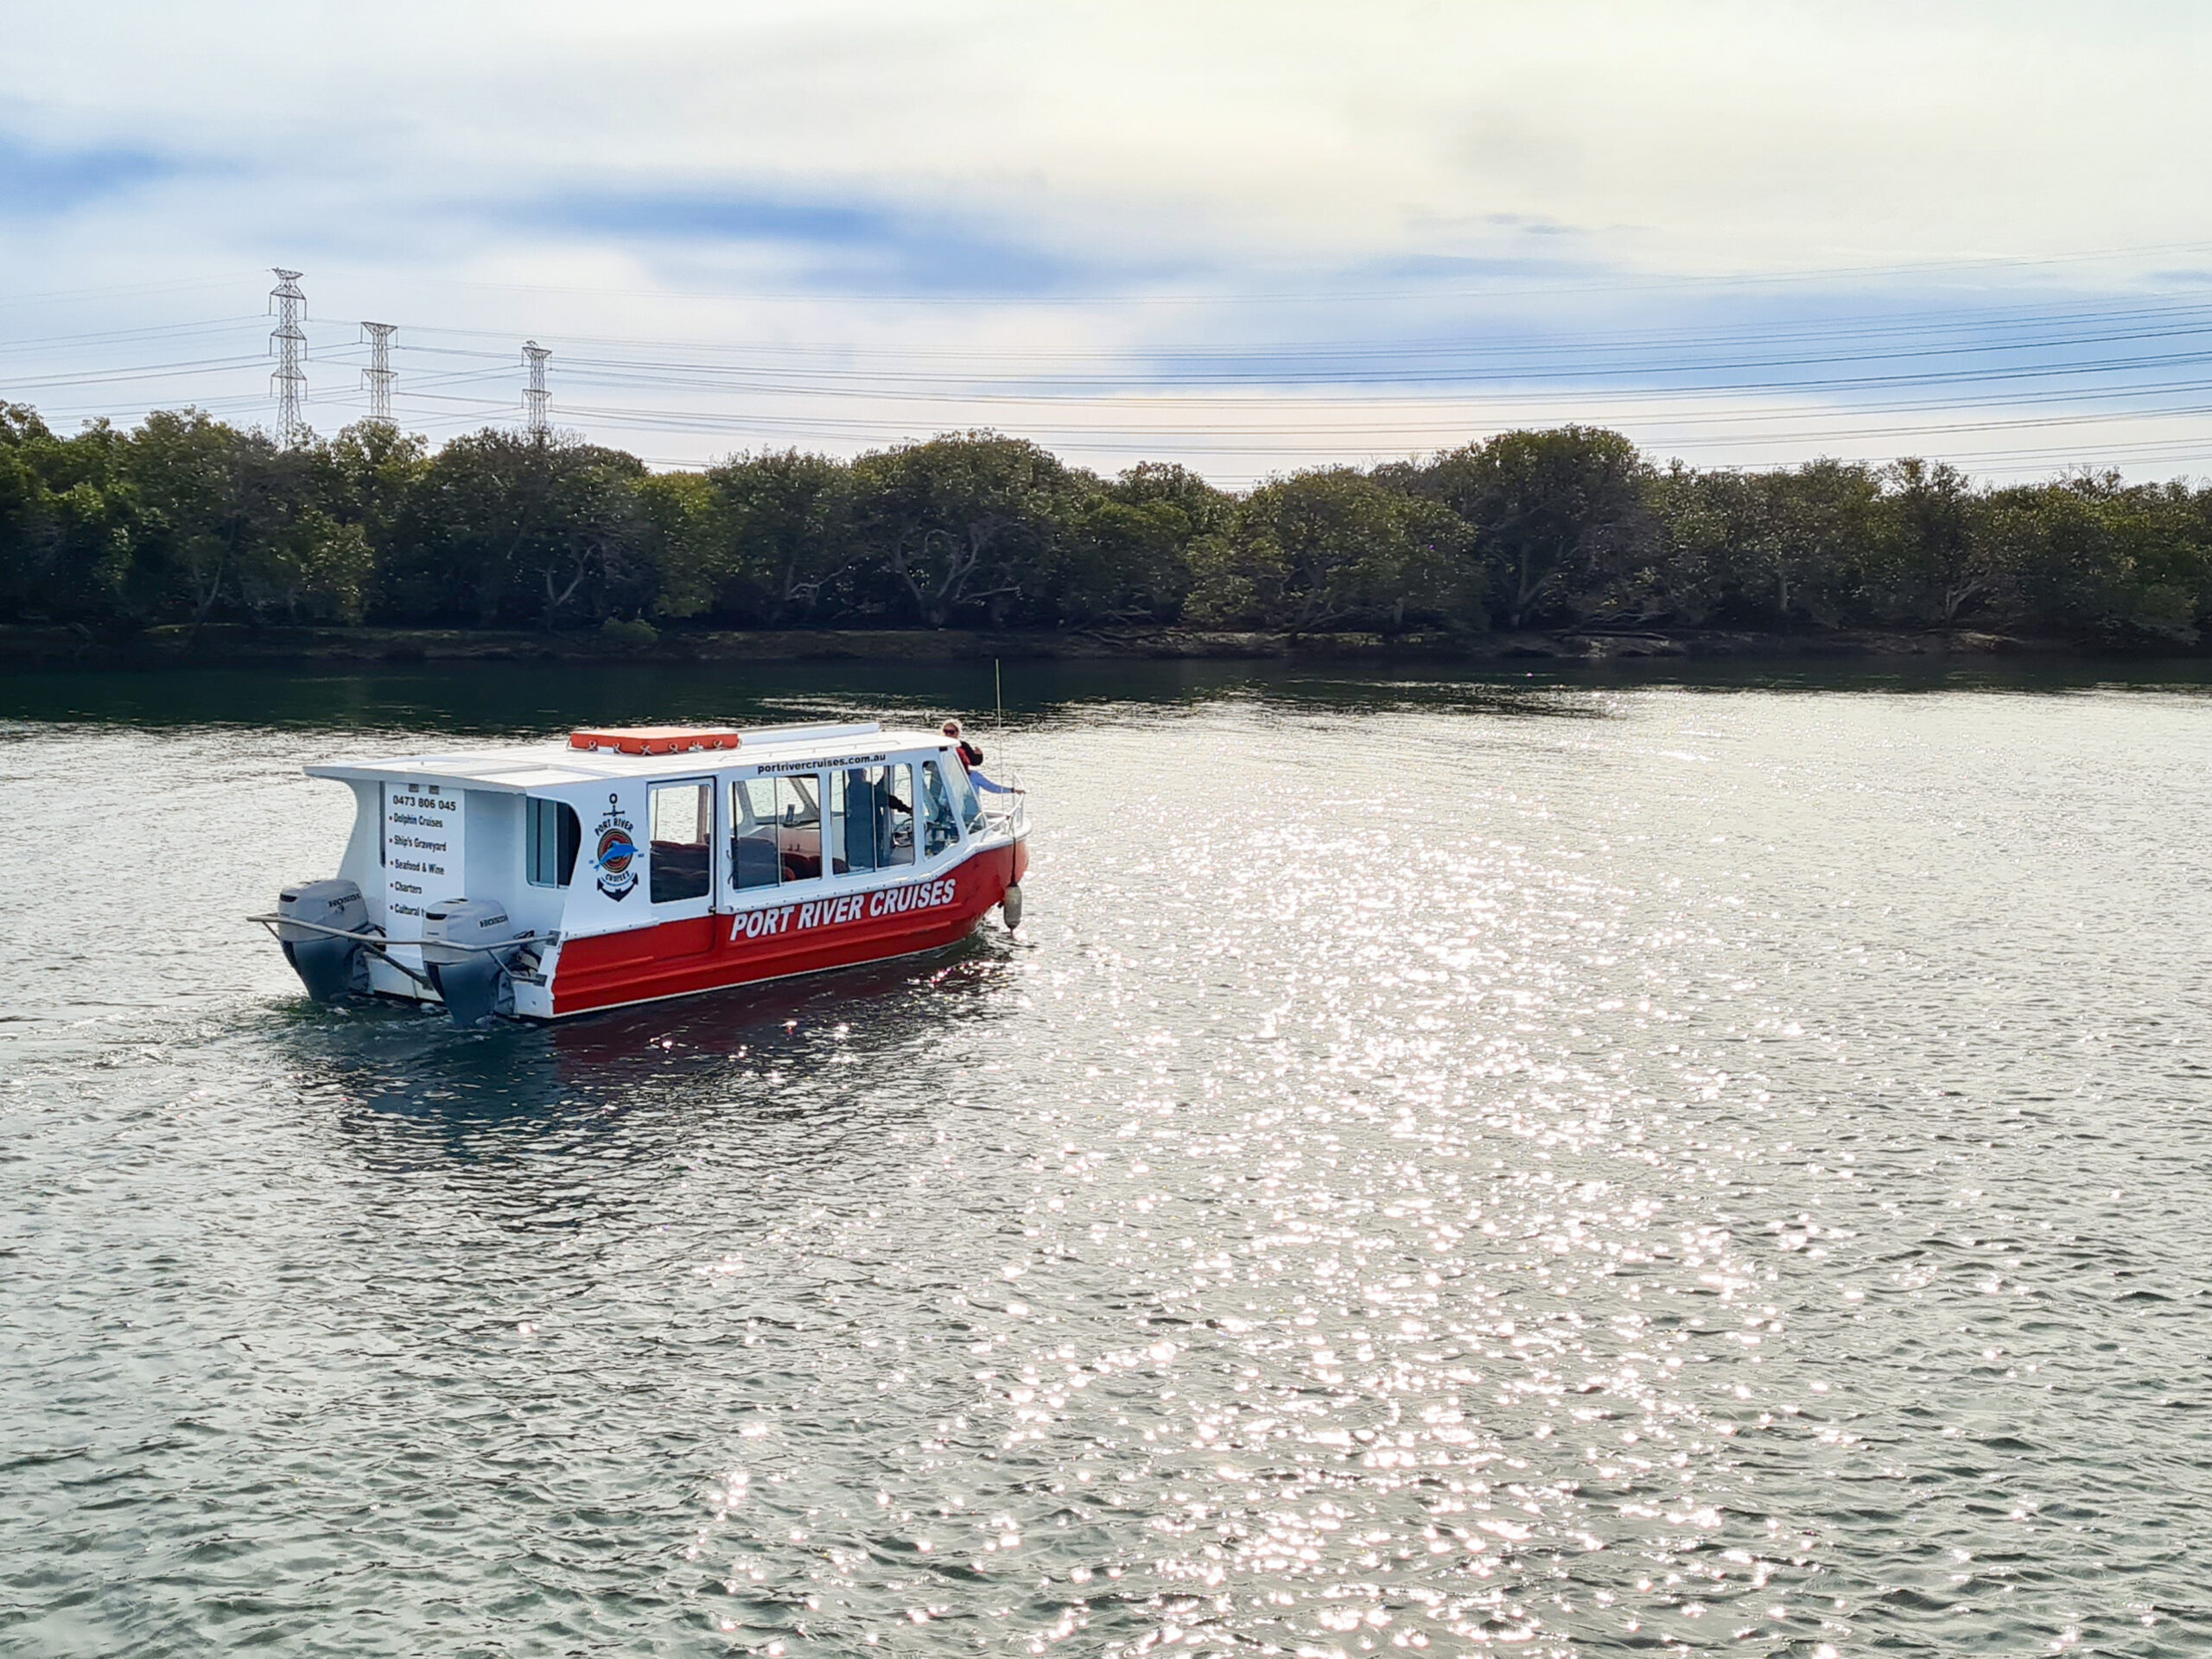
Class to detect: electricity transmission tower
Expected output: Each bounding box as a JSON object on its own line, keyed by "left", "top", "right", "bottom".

{"left": 522, "top": 340, "right": 551, "bottom": 436}
{"left": 268, "top": 269, "right": 308, "bottom": 444}
{"left": 360, "top": 321, "right": 397, "bottom": 424}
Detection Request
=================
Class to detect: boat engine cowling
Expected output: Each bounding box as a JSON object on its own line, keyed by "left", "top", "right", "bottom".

{"left": 276, "top": 879, "right": 368, "bottom": 1002}
{"left": 421, "top": 897, "right": 520, "bottom": 1026}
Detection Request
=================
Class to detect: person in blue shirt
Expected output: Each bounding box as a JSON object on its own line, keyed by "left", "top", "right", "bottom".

{"left": 942, "top": 719, "right": 1020, "bottom": 796}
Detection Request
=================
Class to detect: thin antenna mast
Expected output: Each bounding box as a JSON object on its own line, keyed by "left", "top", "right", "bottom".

{"left": 360, "top": 321, "right": 397, "bottom": 424}
{"left": 268, "top": 268, "right": 308, "bottom": 444}
{"left": 522, "top": 340, "right": 551, "bottom": 436}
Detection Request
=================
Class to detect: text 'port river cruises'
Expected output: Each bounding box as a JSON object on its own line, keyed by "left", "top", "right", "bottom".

{"left": 255, "top": 721, "right": 1030, "bottom": 1023}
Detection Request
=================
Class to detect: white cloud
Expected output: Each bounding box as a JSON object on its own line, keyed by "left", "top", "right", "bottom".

{"left": 5, "top": 0, "right": 2212, "bottom": 481}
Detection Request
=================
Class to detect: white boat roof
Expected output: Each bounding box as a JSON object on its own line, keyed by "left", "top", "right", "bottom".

{"left": 305, "top": 721, "right": 951, "bottom": 791}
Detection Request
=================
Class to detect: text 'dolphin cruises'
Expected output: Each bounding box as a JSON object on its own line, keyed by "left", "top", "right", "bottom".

{"left": 256, "top": 721, "right": 1029, "bottom": 1022}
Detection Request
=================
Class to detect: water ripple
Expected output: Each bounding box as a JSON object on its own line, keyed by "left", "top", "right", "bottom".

{"left": 2, "top": 674, "right": 2209, "bottom": 1655}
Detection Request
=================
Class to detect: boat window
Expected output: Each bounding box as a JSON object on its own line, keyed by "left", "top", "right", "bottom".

{"left": 729, "top": 773, "right": 824, "bottom": 888}
{"left": 649, "top": 781, "right": 712, "bottom": 903}
{"left": 919, "top": 760, "right": 962, "bottom": 859}
{"left": 830, "top": 764, "right": 914, "bottom": 874}
{"left": 730, "top": 779, "right": 778, "bottom": 890}
{"left": 951, "top": 764, "right": 986, "bottom": 836}
{"left": 525, "top": 797, "right": 582, "bottom": 887}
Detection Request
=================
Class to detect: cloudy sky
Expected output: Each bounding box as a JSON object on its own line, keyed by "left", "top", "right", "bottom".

{"left": 6, "top": 0, "right": 2212, "bottom": 482}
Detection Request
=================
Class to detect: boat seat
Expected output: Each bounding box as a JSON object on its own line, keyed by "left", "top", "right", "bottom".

{"left": 729, "top": 833, "right": 780, "bottom": 890}
{"left": 650, "top": 839, "right": 710, "bottom": 903}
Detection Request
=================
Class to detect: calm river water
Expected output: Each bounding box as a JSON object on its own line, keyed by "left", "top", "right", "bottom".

{"left": 3, "top": 659, "right": 2210, "bottom": 1658}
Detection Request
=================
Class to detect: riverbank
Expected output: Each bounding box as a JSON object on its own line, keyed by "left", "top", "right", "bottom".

{"left": 4, "top": 620, "right": 2202, "bottom": 670}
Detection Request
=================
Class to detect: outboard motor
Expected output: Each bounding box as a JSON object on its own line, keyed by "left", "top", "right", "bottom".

{"left": 420, "top": 898, "right": 520, "bottom": 1027}
{"left": 275, "top": 879, "right": 368, "bottom": 1002}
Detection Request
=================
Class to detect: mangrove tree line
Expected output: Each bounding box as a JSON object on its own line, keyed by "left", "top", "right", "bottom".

{"left": 3, "top": 401, "right": 2209, "bottom": 643}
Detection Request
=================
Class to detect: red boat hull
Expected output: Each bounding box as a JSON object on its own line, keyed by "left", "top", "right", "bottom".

{"left": 549, "top": 837, "right": 1027, "bottom": 1017}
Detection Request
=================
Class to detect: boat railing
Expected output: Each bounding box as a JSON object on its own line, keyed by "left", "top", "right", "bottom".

{"left": 982, "top": 769, "right": 1029, "bottom": 839}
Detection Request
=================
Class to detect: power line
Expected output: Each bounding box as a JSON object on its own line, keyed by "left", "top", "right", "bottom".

{"left": 385, "top": 293, "right": 2212, "bottom": 369}
{"left": 0, "top": 272, "right": 262, "bottom": 312}
{"left": 364, "top": 302, "right": 2212, "bottom": 399}
{"left": 1, "top": 354, "right": 283, "bottom": 392}
{"left": 13, "top": 263, "right": 2212, "bottom": 483}
{"left": 0, "top": 317, "right": 264, "bottom": 358}
{"left": 395, "top": 233, "right": 2212, "bottom": 308}
{"left": 34, "top": 289, "right": 2212, "bottom": 401}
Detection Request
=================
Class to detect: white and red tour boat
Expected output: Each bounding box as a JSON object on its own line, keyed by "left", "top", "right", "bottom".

{"left": 256, "top": 721, "right": 1029, "bottom": 1023}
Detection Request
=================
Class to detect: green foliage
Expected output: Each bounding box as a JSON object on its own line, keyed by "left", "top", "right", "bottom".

{"left": 598, "top": 615, "right": 659, "bottom": 652}
{"left": 1866, "top": 458, "right": 1992, "bottom": 624}
{"left": 1416, "top": 426, "right": 1654, "bottom": 627}
{"left": 1188, "top": 468, "right": 1473, "bottom": 631}
{"left": 0, "top": 404, "right": 144, "bottom": 626}
{"left": 385, "top": 430, "right": 653, "bottom": 628}
{"left": 634, "top": 470, "right": 721, "bottom": 620}
{"left": 693, "top": 449, "right": 856, "bottom": 626}
{"left": 1649, "top": 458, "right": 1881, "bottom": 626}
{"left": 0, "top": 401, "right": 2207, "bottom": 645}
{"left": 1979, "top": 472, "right": 2210, "bottom": 639}
{"left": 851, "top": 432, "right": 1085, "bottom": 626}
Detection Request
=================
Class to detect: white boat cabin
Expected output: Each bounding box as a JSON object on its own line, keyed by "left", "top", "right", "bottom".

{"left": 296, "top": 721, "right": 1020, "bottom": 1019}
